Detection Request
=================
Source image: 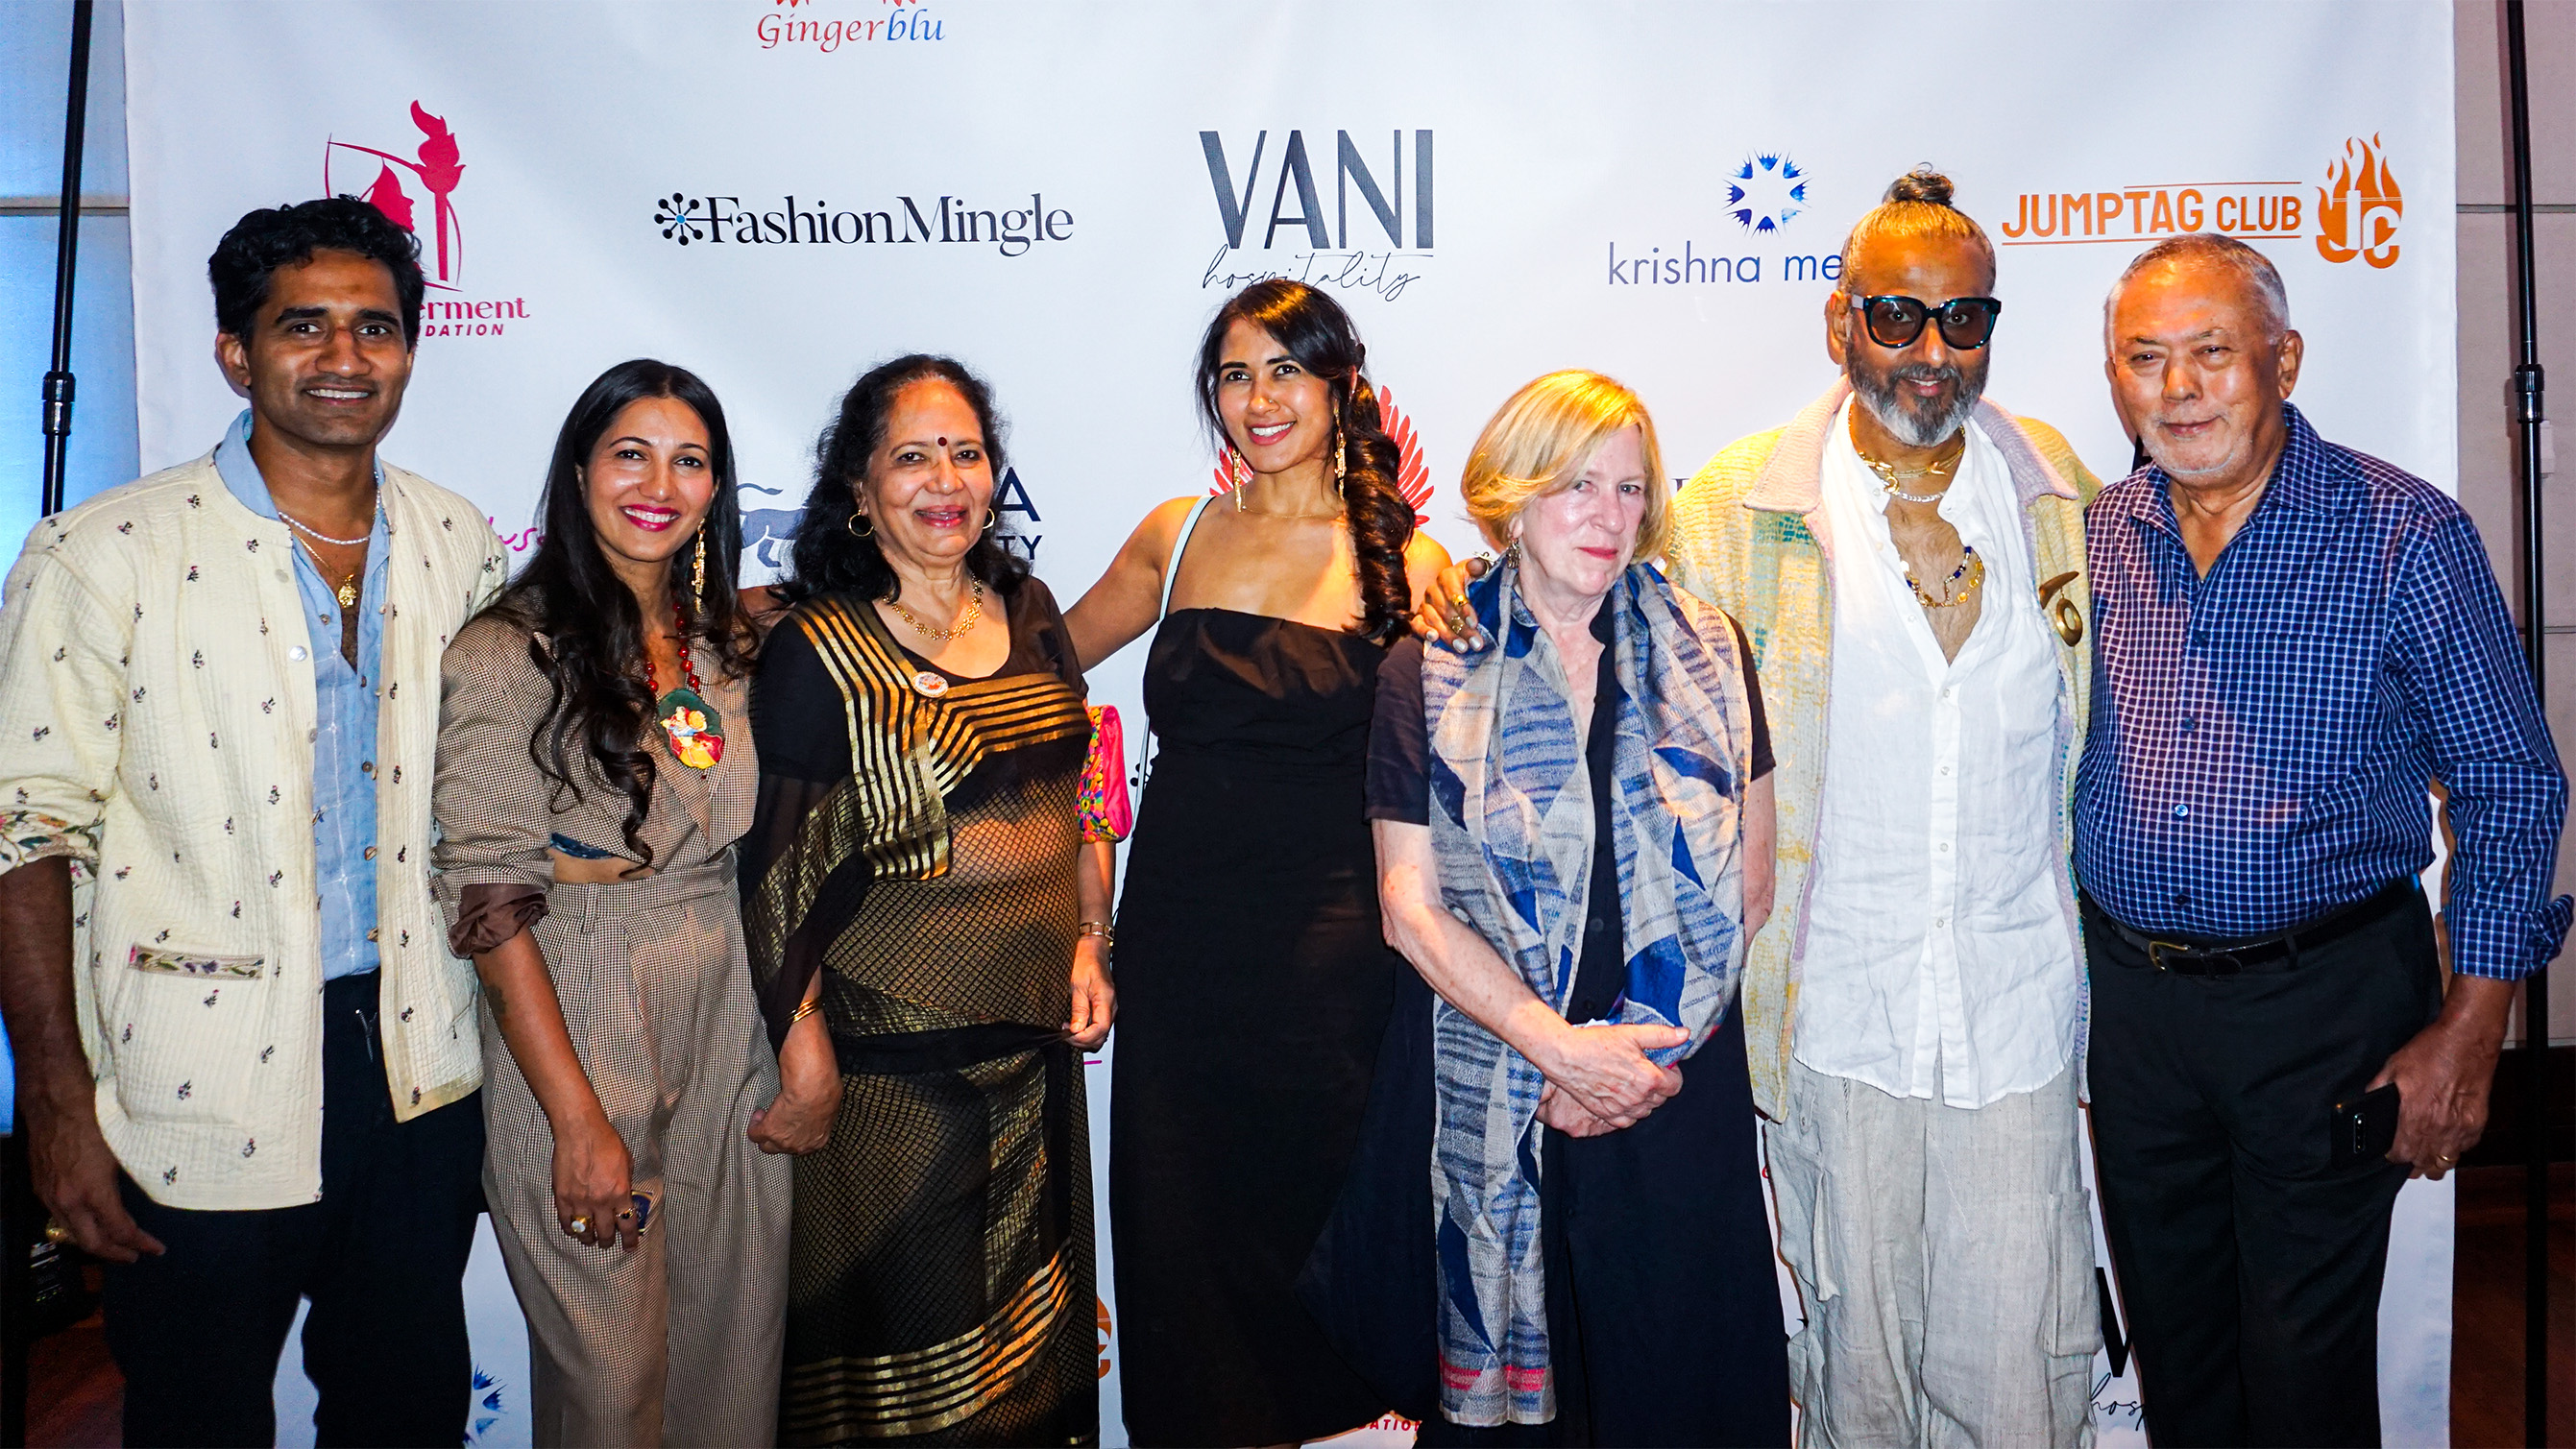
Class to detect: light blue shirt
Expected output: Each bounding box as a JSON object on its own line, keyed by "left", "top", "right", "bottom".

{"left": 213, "top": 411, "right": 388, "bottom": 980}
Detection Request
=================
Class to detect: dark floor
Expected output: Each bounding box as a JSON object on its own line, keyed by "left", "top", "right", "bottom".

{"left": 8, "top": 1169, "right": 2572, "bottom": 1446}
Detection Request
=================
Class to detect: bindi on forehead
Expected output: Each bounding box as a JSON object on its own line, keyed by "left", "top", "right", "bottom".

{"left": 936, "top": 436, "right": 947, "bottom": 447}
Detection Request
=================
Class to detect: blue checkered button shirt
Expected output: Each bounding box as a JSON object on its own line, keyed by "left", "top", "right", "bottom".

{"left": 2074, "top": 404, "right": 2570, "bottom": 980}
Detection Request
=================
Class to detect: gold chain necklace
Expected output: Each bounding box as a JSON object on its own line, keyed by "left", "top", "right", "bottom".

{"left": 290, "top": 533, "right": 363, "bottom": 610}
{"left": 1856, "top": 431, "right": 1966, "bottom": 505}
{"left": 884, "top": 578, "right": 985, "bottom": 640}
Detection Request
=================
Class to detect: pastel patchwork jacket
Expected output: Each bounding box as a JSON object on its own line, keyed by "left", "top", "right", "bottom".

{"left": 1664, "top": 381, "right": 2101, "bottom": 1123}
{"left": 0, "top": 449, "right": 506, "bottom": 1209}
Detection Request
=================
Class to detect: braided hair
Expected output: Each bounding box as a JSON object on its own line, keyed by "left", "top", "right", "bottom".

{"left": 1194, "top": 280, "right": 1415, "bottom": 642}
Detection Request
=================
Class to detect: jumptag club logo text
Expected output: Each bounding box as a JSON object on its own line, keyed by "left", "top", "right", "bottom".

{"left": 326, "top": 101, "right": 529, "bottom": 337}
{"left": 1994, "top": 134, "right": 2406, "bottom": 269}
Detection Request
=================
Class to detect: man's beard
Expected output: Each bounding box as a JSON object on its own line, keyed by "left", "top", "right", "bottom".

{"left": 1850, "top": 358, "right": 1986, "bottom": 448}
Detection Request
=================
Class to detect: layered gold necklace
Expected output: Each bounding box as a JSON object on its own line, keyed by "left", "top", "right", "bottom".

{"left": 885, "top": 578, "right": 986, "bottom": 640}
{"left": 1855, "top": 429, "right": 1966, "bottom": 506}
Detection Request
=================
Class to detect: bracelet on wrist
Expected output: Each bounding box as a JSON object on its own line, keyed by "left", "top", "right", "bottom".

{"left": 1077, "top": 920, "right": 1114, "bottom": 946}
{"left": 789, "top": 998, "right": 820, "bottom": 1026}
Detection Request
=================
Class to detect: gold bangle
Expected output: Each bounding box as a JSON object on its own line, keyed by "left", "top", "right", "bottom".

{"left": 1078, "top": 920, "right": 1114, "bottom": 945}
{"left": 789, "top": 998, "right": 820, "bottom": 1026}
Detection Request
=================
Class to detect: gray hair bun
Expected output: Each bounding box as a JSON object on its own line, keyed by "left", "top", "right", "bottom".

{"left": 1885, "top": 168, "right": 1956, "bottom": 206}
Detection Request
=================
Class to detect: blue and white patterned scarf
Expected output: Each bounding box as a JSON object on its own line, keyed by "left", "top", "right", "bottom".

{"left": 1421, "top": 560, "right": 1752, "bottom": 1427}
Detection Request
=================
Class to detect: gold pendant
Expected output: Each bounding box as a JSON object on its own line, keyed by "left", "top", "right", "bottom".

{"left": 335, "top": 579, "right": 358, "bottom": 610}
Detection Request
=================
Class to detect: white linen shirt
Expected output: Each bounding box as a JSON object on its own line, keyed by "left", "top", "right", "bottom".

{"left": 0, "top": 448, "right": 506, "bottom": 1209}
{"left": 1791, "top": 403, "right": 2081, "bottom": 1108}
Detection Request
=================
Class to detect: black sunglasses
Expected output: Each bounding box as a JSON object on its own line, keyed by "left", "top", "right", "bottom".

{"left": 1850, "top": 294, "right": 2004, "bottom": 350}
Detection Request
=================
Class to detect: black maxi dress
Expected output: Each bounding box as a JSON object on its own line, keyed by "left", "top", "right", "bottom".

{"left": 1108, "top": 607, "right": 1400, "bottom": 1446}
{"left": 1305, "top": 617, "right": 1793, "bottom": 1448}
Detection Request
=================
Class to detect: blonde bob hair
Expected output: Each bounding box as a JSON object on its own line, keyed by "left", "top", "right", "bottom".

{"left": 1458, "top": 370, "right": 1669, "bottom": 563}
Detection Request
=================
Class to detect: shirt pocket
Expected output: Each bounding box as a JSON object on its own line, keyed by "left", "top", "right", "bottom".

{"left": 108, "top": 943, "right": 271, "bottom": 1126}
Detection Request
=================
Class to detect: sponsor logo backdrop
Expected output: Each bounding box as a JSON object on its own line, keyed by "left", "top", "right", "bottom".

{"left": 119, "top": 4, "right": 2456, "bottom": 1443}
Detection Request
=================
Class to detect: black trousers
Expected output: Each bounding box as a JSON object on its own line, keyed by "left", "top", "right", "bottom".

{"left": 102, "top": 972, "right": 486, "bottom": 1448}
{"left": 2082, "top": 886, "right": 2442, "bottom": 1449}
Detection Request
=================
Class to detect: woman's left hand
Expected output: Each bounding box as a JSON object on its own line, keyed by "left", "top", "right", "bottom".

{"left": 748, "top": 1014, "right": 842, "bottom": 1156}
{"left": 1067, "top": 937, "right": 1115, "bottom": 1050}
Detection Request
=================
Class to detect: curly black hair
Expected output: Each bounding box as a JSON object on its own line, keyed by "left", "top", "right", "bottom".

{"left": 208, "top": 196, "right": 426, "bottom": 346}
{"left": 778, "top": 354, "right": 1030, "bottom": 605}
{"left": 1195, "top": 280, "right": 1414, "bottom": 642}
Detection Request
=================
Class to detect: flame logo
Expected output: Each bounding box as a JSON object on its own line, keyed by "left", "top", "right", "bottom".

{"left": 1207, "top": 385, "right": 1434, "bottom": 525}
{"left": 2316, "top": 134, "right": 2401, "bottom": 269}
{"left": 1096, "top": 1297, "right": 1113, "bottom": 1379}
{"left": 326, "top": 102, "right": 469, "bottom": 289}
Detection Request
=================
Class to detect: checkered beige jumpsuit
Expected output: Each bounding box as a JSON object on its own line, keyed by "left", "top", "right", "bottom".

{"left": 432, "top": 615, "right": 791, "bottom": 1448}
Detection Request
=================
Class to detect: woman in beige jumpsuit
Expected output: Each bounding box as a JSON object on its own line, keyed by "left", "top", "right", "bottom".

{"left": 432, "top": 360, "right": 829, "bottom": 1446}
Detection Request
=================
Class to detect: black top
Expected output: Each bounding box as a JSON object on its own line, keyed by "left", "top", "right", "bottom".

{"left": 1364, "top": 607, "right": 1770, "bottom": 831}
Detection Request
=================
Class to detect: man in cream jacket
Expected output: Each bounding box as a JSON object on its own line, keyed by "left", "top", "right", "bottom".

{"left": 0, "top": 198, "right": 504, "bottom": 1444}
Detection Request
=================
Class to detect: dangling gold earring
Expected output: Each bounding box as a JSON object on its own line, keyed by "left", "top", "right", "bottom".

{"left": 1332, "top": 429, "right": 1348, "bottom": 497}
{"left": 847, "top": 511, "right": 874, "bottom": 539}
{"left": 1229, "top": 447, "right": 1252, "bottom": 511}
{"left": 691, "top": 528, "right": 707, "bottom": 604}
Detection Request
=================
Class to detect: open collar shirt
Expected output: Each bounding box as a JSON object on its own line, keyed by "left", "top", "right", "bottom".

{"left": 214, "top": 411, "right": 388, "bottom": 980}
{"left": 2074, "top": 403, "right": 2570, "bottom": 980}
{"left": 1797, "top": 402, "right": 2082, "bottom": 1109}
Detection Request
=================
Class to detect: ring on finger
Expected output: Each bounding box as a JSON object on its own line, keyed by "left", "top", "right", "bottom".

{"left": 568, "top": 1216, "right": 592, "bottom": 1236}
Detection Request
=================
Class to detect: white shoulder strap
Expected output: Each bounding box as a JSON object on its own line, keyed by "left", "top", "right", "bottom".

{"left": 1158, "top": 495, "right": 1216, "bottom": 620}
{"left": 1138, "top": 494, "right": 1217, "bottom": 792}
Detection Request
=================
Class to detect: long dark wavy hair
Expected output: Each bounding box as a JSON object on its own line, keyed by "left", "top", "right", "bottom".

{"left": 1196, "top": 279, "right": 1414, "bottom": 642}
{"left": 777, "top": 353, "right": 1029, "bottom": 605}
{"left": 480, "top": 358, "right": 755, "bottom": 870}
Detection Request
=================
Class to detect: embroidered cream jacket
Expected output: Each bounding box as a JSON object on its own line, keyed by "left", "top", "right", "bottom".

{"left": 0, "top": 449, "right": 506, "bottom": 1209}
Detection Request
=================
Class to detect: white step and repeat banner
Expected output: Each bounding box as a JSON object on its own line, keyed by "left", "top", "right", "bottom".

{"left": 120, "top": 3, "right": 2456, "bottom": 1443}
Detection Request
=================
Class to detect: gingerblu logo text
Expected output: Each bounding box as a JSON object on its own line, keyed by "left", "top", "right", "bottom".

{"left": 756, "top": 1, "right": 944, "bottom": 52}
{"left": 653, "top": 193, "right": 1072, "bottom": 256}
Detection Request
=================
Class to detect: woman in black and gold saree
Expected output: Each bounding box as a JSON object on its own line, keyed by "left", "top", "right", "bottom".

{"left": 743, "top": 355, "right": 1118, "bottom": 1445}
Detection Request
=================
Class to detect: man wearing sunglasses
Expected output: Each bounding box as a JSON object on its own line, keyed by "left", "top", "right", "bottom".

{"left": 1418, "top": 168, "right": 2102, "bottom": 1444}
{"left": 2078, "top": 234, "right": 2564, "bottom": 1446}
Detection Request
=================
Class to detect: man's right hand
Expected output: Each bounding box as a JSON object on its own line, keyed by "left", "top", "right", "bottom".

{"left": 2, "top": 857, "right": 164, "bottom": 1262}
{"left": 1412, "top": 556, "right": 1493, "bottom": 650}
{"left": 28, "top": 1104, "right": 163, "bottom": 1263}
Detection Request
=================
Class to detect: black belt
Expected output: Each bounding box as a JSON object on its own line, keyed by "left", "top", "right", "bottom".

{"left": 2081, "top": 878, "right": 2419, "bottom": 976}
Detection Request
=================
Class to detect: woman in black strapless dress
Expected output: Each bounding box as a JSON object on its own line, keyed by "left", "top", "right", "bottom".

{"left": 1065, "top": 280, "right": 1448, "bottom": 1446}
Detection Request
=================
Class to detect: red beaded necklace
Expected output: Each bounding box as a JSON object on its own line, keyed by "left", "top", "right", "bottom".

{"left": 644, "top": 596, "right": 723, "bottom": 769}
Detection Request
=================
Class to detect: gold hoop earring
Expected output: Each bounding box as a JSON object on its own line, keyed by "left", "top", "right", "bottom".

{"left": 847, "top": 512, "right": 874, "bottom": 540}
{"left": 691, "top": 528, "right": 707, "bottom": 602}
{"left": 982, "top": 508, "right": 997, "bottom": 533}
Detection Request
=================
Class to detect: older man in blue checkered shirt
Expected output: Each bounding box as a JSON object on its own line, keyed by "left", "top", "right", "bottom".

{"left": 2075, "top": 232, "right": 2568, "bottom": 1447}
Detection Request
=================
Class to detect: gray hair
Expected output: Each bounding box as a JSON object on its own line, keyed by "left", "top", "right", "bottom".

{"left": 2102, "top": 233, "right": 2291, "bottom": 348}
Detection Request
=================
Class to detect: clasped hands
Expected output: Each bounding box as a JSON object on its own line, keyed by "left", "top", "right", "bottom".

{"left": 1533, "top": 1019, "right": 1689, "bottom": 1138}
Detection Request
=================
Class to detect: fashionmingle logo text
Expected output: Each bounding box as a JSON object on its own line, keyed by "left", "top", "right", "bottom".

{"left": 653, "top": 193, "right": 1073, "bottom": 256}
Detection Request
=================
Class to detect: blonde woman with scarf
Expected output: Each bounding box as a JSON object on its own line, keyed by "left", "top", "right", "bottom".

{"left": 1309, "top": 371, "right": 1788, "bottom": 1447}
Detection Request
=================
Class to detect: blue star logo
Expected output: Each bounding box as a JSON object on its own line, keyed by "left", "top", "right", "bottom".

{"left": 1727, "top": 154, "right": 1809, "bottom": 235}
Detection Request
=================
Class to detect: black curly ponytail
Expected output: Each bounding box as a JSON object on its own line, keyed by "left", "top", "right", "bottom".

{"left": 1195, "top": 279, "right": 1416, "bottom": 643}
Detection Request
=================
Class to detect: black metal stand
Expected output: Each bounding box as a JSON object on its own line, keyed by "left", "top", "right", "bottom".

{"left": 11, "top": 12, "right": 96, "bottom": 1442}
{"left": 2502, "top": 3, "right": 2553, "bottom": 1444}
{"left": 37, "top": 0, "right": 95, "bottom": 519}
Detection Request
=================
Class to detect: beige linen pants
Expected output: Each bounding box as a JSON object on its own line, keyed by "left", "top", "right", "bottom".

{"left": 482, "top": 859, "right": 793, "bottom": 1448}
{"left": 1766, "top": 1058, "right": 2100, "bottom": 1449}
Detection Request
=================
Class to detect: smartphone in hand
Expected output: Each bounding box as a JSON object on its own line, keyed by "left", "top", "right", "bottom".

{"left": 2329, "top": 1081, "right": 2400, "bottom": 1168}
